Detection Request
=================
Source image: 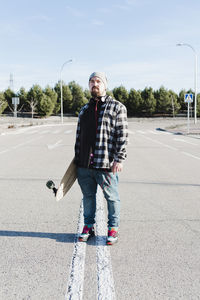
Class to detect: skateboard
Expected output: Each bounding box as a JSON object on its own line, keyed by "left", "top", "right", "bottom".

{"left": 46, "top": 157, "right": 77, "bottom": 201}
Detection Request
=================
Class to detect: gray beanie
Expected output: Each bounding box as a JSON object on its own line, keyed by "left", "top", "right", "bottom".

{"left": 89, "top": 72, "right": 108, "bottom": 89}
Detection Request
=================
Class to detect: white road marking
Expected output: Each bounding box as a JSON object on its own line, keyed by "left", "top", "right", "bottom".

{"left": 40, "top": 130, "right": 50, "bottom": 135}
{"left": 12, "top": 137, "right": 42, "bottom": 149}
{"left": 0, "top": 123, "right": 76, "bottom": 136}
{"left": 0, "top": 149, "right": 10, "bottom": 154}
{"left": 47, "top": 140, "right": 63, "bottom": 150}
{"left": 26, "top": 130, "right": 39, "bottom": 135}
{"left": 96, "top": 188, "right": 116, "bottom": 300}
{"left": 137, "top": 130, "right": 146, "bottom": 134}
{"left": 161, "top": 131, "right": 171, "bottom": 135}
{"left": 173, "top": 138, "right": 198, "bottom": 146}
{"left": 127, "top": 129, "right": 135, "bottom": 135}
{"left": 65, "top": 201, "right": 85, "bottom": 300}
{"left": 143, "top": 136, "right": 178, "bottom": 151}
{"left": 64, "top": 130, "right": 72, "bottom": 134}
{"left": 182, "top": 152, "right": 200, "bottom": 161}
{"left": 0, "top": 137, "right": 42, "bottom": 154}
{"left": 52, "top": 129, "right": 61, "bottom": 134}
{"left": 148, "top": 130, "right": 159, "bottom": 135}
{"left": 65, "top": 187, "right": 116, "bottom": 299}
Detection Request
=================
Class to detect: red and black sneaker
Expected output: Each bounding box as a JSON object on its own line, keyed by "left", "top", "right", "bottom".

{"left": 79, "top": 224, "right": 95, "bottom": 242}
{"left": 106, "top": 227, "right": 118, "bottom": 245}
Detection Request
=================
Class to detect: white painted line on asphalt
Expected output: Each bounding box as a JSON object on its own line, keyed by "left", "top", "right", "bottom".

{"left": 12, "top": 137, "right": 42, "bottom": 149}
{"left": 143, "top": 136, "right": 178, "bottom": 151}
{"left": 148, "top": 130, "right": 159, "bottom": 135}
{"left": 65, "top": 201, "right": 86, "bottom": 300}
{"left": 137, "top": 130, "right": 146, "bottom": 134}
{"left": 173, "top": 138, "right": 198, "bottom": 146}
{"left": 40, "top": 130, "right": 50, "bottom": 135}
{"left": 161, "top": 131, "right": 171, "bottom": 135}
{"left": 127, "top": 129, "right": 135, "bottom": 135}
{"left": 26, "top": 130, "right": 39, "bottom": 135}
{"left": 0, "top": 149, "right": 10, "bottom": 155}
{"left": 182, "top": 152, "right": 200, "bottom": 161}
{"left": 52, "top": 129, "right": 61, "bottom": 134}
{"left": 64, "top": 130, "right": 73, "bottom": 134}
{"left": 96, "top": 188, "right": 116, "bottom": 300}
{"left": 47, "top": 140, "right": 63, "bottom": 150}
{"left": 0, "top": 136, "right": 42, "bottom": 155}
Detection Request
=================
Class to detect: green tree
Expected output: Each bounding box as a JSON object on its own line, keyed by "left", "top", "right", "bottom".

{"left": 154, "top": 86, "right": 172, "bottom": 114}
{"left": 17, "top": 87, "right": 28, "bottom": 112}
{"left": 69, "top": 81, "right": 87, "bottom": 115}
{"left": 54, "top": 82, "right": 73, "bottom": 114}
{"left": 127, "top": 89, "right": 143, "bottom": 116}
{"left": 106, "top": 90, "right": 114, "bottom": 98}
{"left": 112, "top": 86, "right": 129, "bottom": 105}
{"left": 84, "top": 89, "right": 91, "bottom": 101}
{"left": 141, "top": 87, "right": 156, "bottom": 116}
{"left": 168, "top": 90, "right": 180, "bottom": 116}
{"left": 27, "top": 85, "right": 44, "bottom": 116}
{"left": 44, "top": 85, "right": 57, "bottom": 114}
{"left": 0, "top": 92, "right": 7, "bottom": 114}
{"left": 197, "top": 93, "right": 200, "bottom": 117}
{"left": 39, "top": 94, "right": 55, "bottom": 117}
{"left": 4, "top": 88, "right": 15, "bottom": 113}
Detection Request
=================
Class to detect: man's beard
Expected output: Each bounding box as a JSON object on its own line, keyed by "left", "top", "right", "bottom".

{"left": 91, "top": 87, "right": 100, "bottom": 97}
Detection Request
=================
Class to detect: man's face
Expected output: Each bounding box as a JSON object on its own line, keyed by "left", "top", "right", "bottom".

{"left": 89, "top": 76, "right": 106, "bottom": 97}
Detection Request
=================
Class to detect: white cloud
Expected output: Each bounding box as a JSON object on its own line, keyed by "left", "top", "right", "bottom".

{"left": 92, "top": 20, "right": 104, "bottom": 26}
{"left": 66, "top": 5, "right": 85, "bottom": 18}
{"left": 27, "top": 15, "right": 52, "bottom": 22}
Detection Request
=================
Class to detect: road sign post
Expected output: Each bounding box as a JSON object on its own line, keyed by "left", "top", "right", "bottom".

{"left": 184, "top": 94, "right": 193, "bottom": 134}
{"left": 12, "top": 97, "right": 20, "bottom": 118}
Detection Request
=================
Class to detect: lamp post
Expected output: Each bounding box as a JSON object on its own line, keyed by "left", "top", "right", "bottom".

{"left": 176, "top": 43, "right": 198, "bottom": 124}
{"left": 60, "top": 59, "right": 72, "bottom": 124}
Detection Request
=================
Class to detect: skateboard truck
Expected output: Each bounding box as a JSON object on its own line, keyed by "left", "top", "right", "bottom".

{"left": 46, "top": 180, "right": 58, "bottom": 196}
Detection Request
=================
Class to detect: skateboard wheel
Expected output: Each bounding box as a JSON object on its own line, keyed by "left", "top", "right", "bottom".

{"left": 46, "top": 180, "right": 55, "bottom": 190}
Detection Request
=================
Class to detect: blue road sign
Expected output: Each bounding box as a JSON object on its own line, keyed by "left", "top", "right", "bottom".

{"left": 184, "top": 93, "right": 193, "bottom": 103}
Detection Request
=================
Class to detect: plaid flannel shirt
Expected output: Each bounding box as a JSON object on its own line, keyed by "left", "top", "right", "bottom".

{"left": 75, "top": 96, "right": 128, "bottom": 169}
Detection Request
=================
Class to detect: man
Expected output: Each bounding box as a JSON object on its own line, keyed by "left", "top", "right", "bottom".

{"left": 74, "top": 72, "right": 128, "bottom": 245}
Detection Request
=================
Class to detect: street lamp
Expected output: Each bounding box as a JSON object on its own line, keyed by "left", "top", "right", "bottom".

{"left": 176, "top": 43, "right": 198, "bottom": 124}
{"left": 60, "top": 59, "right": 72, "bottom": 124}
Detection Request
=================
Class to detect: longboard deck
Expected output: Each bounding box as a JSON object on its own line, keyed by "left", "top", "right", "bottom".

{"left": 56, "top": 157, "right": 77, "bottom": 201}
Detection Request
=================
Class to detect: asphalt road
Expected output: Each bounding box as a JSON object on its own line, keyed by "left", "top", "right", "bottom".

{"left": 0, "top": 118, "right": 200, "bottom": 300}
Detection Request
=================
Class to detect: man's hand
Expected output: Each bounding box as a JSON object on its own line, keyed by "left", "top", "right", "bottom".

{"left": 111, "top": 161, "right": 123, "bottom": 174}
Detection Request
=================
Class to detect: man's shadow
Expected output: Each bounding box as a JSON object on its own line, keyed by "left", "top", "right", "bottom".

{"left": 0, "top": 230, "right": 106, "bottom": 245}
{"left": 0, "top": 230, "right": 75, "bottom": 243}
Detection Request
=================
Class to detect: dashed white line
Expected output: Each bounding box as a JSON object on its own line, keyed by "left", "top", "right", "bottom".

{"left": 0, "top": 137, "right": 42, "bottom": 154}
{"left": 127, "top": 129, "right": 135, "bottom": 135}
{"left": 52, "top": 129, "right": 61, "bottom": 134}
{"left": 143, "top": 136, "right": 178, "bottom": 151}
{"left": 182, "top": 152, "right": 200, "bottom": 161}
{"left": 47, "top": 140, "right": 63, "bottom": 150}
{"left": 65, "top": 130, "right": 73, "bottom": 134}
{"left": 40, "top": 130, "right": 50, "bottom": 135}
{"left": 148, "top": 130, "right": 159, "bottom": 135}
{"left": 173, "top": 138, "right": 198, "bottom": 146}
{"left": 137, "top": 130, "right": 146, "bottom": 134}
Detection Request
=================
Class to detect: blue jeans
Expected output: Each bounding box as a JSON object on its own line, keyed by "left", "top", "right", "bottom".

{"left": 77, "top": 167, "right": 120, "bottom": 227}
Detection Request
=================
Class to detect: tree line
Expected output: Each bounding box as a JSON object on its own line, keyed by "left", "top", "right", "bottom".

{"left": 0, "top": 81, "right": 199, "bottom": 117}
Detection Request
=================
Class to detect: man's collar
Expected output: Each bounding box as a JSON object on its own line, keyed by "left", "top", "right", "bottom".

{"left": 91, "top": 95, "right": 108, "bottom": 102}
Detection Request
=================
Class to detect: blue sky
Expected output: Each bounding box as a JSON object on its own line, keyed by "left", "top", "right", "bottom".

{"left": 1, "top": 0, "right": 200, "bottom": 93}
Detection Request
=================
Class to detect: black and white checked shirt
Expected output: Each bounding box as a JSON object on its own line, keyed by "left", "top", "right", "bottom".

{"left": 75, "top": 96, "right": 128, "bottom": 169}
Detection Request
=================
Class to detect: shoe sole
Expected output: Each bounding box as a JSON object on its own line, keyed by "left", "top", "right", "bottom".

{"left": 79, "top": 233, "right": 95, "bottom": 242}
{"left": 106, "top": 239, "right": 118, "bottom": 245}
